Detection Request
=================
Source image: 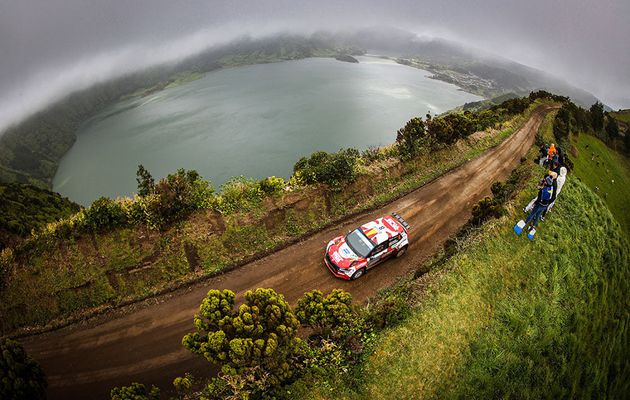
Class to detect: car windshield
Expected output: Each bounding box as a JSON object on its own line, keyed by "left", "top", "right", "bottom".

{"left": 345, "top": 229, "right": 374, "bottom": 258}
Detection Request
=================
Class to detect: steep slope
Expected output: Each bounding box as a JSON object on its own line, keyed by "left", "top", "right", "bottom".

{"left": 0, "top": 182, "right": 79, "bottom": 249}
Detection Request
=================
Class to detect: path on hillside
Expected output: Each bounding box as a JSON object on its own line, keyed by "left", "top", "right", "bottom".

{"left": 23, "top": 105, "right": 556, "bottom": 399}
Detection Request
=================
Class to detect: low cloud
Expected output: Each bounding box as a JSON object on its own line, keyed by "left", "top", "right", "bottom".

{"left": 1, "top": 0, "right": 629, "bottom": 132}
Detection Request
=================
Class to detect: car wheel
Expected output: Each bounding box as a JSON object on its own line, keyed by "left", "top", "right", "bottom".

{"left": 350, "top": 268, "right": 365, "bottom": 280}
{"left": 395, "top": 246, "right": 408, "bottom": 258}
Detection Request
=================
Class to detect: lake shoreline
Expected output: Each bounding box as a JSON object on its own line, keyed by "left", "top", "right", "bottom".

{"left": 53, "top": 56, "right": 482, "bottom": 205}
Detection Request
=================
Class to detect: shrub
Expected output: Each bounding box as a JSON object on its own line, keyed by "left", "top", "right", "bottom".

{"left": 295, "top": 289, "right": 354, "bottom": 334}
{"left": 110, "top": 382, "right": 160, "bottom": 400}
{"left": 172, "top": 373, "right": 193, "bottom": 393}
{"left": 257, "top": 176, "right": 286, "bottom": 196}
{"left": 361, "top": 146, "right": 383, "bottom": 163}
{"left": 216, "top": 176, "right": 265, "bottom": 214}
{"left": 293, "top": 148, "right": 360, "bottom": 187}
{"left": 0, "top": 247, "right": 14, "bottom": 289}
{"left": 82, "top": 197, "right": 127, "bottom": 232}
{"left": 0, "top": 338, "right": 47, "bottom": 400}
{"left": 182, "top": 288, "right": 305, "bottom": 394}
{"left": 363, "top": 290, "right": 412, "bottom": 330}
{"left": 126, "top": 168, "right": 215, "bottom": 228}
{"left": 396, "top": 117, "right": 428, "bottom": 159}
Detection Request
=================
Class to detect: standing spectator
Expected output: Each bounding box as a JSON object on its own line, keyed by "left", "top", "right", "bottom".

{"left": 524, "top": 175, "right": 556, "bottom": 231}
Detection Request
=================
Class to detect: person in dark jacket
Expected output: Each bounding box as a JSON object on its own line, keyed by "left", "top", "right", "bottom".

{"left": 524, "top": 175, "right": 557, "bottom": 231}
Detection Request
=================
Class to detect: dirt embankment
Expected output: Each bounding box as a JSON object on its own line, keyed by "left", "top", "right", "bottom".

{"left": 22, "top": 105, "right": 556, "bottom": 400}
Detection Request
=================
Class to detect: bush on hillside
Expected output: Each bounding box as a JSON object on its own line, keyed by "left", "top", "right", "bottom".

{"left": 83, "top": 197, "right": 127, "bottom": 232}
{"left": 293, "top": 148, "right": 360, "bottom": 187}
{"left": 0, "top": 338, "right": 47, "bottom": 400}
{"left": 141, "top": 169, "right": 214, "bottom": 228}
{"left": 295, "top": 289, "right": 354, "bottom": 334}
{"left": 215, "top": 176, "right": 265, "bottom": 214}
{"left": 0, "top": 182, "right": 80, "bottom": 248}
{"left": 182, "top": 288, "right": 306, "bottom": 397}
{"left": 257, "top": 176, "right": 286, "bottom": 196}
{"left": 110, "top": 382, "right": 160, "bottom": 400}
{"left": 396, "top": 117, "right": 429, "bottom": 159}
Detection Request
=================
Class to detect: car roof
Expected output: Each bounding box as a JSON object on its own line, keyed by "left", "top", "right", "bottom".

{"left": 359, "top": 215, "right": 405, "bottom": 245}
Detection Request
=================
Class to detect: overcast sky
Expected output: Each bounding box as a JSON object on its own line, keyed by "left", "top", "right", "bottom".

{"left": 0, "top": 0, "right": 628, "bottom": 131}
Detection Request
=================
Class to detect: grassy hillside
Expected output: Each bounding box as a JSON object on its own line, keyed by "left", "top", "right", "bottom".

{"left": 571, "top": 133, "right": 630, "bottom": 235}
{"left": 0, "top": 183, "right": 80, "bottom": 249}
{"left": 297, "top": 167, "right": 629, "bottom": 399}
{"left": 609, "top": 109, "right": 630, "bottom": 124}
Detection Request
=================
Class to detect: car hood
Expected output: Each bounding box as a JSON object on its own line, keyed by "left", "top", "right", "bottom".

{"left": 327, "top": 237, "right": 364, "bottom": 269}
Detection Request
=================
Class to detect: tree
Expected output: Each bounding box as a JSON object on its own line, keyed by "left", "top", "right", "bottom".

{"left": 110, "top": 382, "right": 160, "bottom": 400}
{"left": 182, "top": 288, "right": 305, "bottom": 391}
{"left": 396, "top": 117, "right": 427, "bottom": 159}
{"left": 0, "top": 338, "right": 47, "bottom": 400}
{"left": 136, "top": 164, "right": 155, "bottom": 196}
{"left": 590, "top": 102, "right": 604, "bottom": 132}
{"left": 553, "top": 105, "right": 572, "bottom": 140}
{"left": 605, "top": 117, "right": 620, "bottom": 139}
{"left": 295, "top": 289, "right": 354, "bottom": 334}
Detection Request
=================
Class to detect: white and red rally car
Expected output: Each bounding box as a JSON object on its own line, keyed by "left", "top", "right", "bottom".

{"left": 324, "top": 213, "right": 410, "bottom": 280}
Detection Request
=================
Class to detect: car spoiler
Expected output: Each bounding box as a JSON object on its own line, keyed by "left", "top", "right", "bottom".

{"left": 391, "top": 212, "right": 410, "bottom": 231}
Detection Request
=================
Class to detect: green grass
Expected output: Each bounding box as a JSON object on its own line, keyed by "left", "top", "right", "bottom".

{"left": 571, "top": 133, "right": 630, "bottom": 235}
{"left": 299, "top": 173, "right": 629, "bottom": 399}
{"left": 609, "top": 109, "right": 630, "bottom": 124}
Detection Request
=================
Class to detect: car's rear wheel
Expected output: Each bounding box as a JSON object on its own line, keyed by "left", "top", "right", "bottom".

{"left": 395, "top": 246, "right": 408, "bottom": 258}
{"left": 350, "top": 268, "right": 365, "bottom": 280}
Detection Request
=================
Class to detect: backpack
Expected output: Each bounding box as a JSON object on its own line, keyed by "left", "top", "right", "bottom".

{"left": 540, "top": 186, "right": 553, "bottom": 203}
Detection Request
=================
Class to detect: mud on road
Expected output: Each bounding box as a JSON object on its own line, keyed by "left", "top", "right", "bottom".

{"left": 23, "top": 105, "right": 556, "bottom": 399}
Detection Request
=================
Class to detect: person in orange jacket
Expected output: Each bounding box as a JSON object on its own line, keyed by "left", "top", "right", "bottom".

{"left": 545, "top": 143, "right": 558, "bottom": 167}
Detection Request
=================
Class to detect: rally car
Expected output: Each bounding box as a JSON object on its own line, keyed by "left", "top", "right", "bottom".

{"left": 324, "top": 213, "right": 410, "bottom": 280}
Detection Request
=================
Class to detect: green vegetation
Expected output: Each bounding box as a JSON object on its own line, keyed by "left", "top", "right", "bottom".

{"left": 116, "top": 288, "right": 357, "bottom": 399}
{"left": 182, "top": 288, "right": 305, "bottom": 398}
{"left": 295, "top": 289, "right": 354, "bottom": 334}
{"left": 110, "top": 382, "right": 160, "bottom": 400}
{"left": 571, "top": 133, "right": 630, "bottom": 235}
{"left": 0, "top": 338, "right": 47, "bottom": 400}
{"left": 0, "top": 182, "right": 79, "bottom": 249}
{"left": 609, "top": 109, "right": 630, "bottom": 124}
{"left": 0, "top": 96, "right": 556, "bottom": 335}
{"left": 293, "top": 149, "right": 360, "bottom": 187}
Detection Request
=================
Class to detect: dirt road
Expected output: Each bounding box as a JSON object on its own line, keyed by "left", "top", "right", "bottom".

{"left": 23, "top": 106, "right": 555, "bottom": 399}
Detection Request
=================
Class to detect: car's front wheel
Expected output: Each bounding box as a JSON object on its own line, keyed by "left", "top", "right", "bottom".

{"left": 395, "top": 245, "right": 408, "bottom": 258}
{"left": 350, "top": 268, "right": 366, "bottom": 280}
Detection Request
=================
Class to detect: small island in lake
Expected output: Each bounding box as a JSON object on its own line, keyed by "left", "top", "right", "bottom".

{"left": 335, "top": 55, "right": 359, "bottom": 63}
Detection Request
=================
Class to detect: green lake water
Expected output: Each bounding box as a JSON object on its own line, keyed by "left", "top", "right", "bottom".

{"left": 53, "top": 56, "right": 482, "bottom": 205}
